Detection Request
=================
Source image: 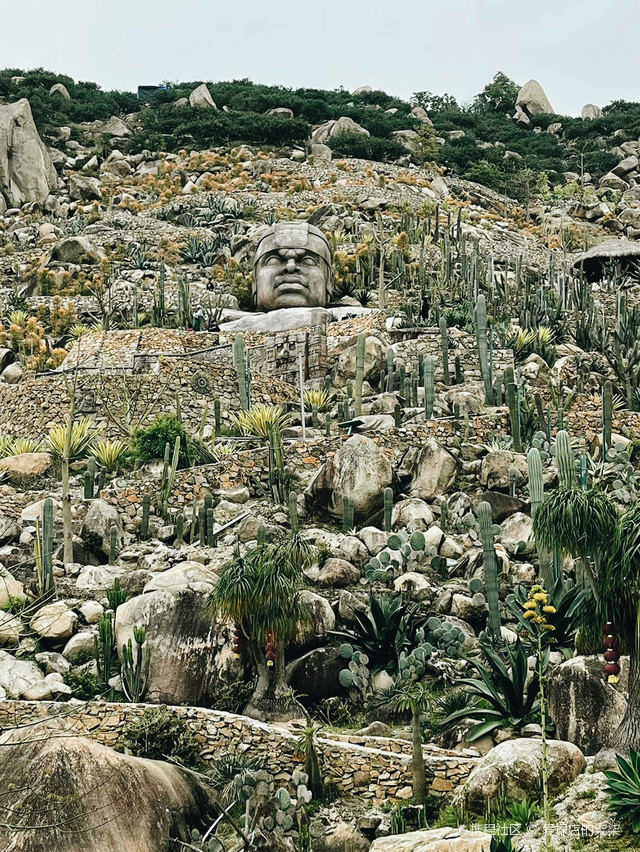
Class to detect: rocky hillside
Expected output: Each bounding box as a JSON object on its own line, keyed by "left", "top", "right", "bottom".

{"left": 0, "top": 71, "right": 639, "bottom": 852}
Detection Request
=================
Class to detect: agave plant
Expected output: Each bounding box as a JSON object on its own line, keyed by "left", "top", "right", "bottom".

{"left": 330, "top": 593, "right": 424, "bottom": 673}
{"left": 0, "top": 432, "right": 16, "bottom": 458}
{"left": 90, "top": 438, "right": 128, "bottom": 471}
{"left": 232, "top": 405, "right": 291, "bottom": 440}
{"left": 441, "top": 639, "right": 544, "bottom": 741}
{"left": 605, "top": 749, "right": 640, "bottom": 832}
{"left": 303, "top": 388, "right": 334, "bottom": 413}
{"left": 46, "top": 418, "right": 97, "bottom": 461}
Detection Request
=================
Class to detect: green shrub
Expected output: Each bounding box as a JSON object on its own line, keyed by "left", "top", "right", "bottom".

{"left": 121, "top": 705, "right": 201, "bottom": 768}
{"left": 65, "top": 670, "right": 105, "bottom": 700}
{"left": 605, "top": 750, "right": 640, "bottom": 832}
{"left": 327, "top": 132, "right": 407, "bottom": 163}
{"left": 132, "top": 414, "right": 189, "bottom": 466}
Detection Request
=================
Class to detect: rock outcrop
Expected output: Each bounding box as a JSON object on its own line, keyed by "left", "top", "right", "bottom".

{"left": 0, "top": 99, "right": 57, "bottom": 209}
{"left": 0, "top": 723, "right": 215, "bottom": 852}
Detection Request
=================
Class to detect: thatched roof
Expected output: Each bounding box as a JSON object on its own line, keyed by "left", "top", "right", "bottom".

{"left": 572, "top": 239, "right": 640, "bottom": 280}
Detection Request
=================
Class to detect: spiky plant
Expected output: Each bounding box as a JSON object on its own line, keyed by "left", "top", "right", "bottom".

{"left": 46, "top": 417, "right": 97, "bottom": 461}
{"left": 303, "top": 388, "right": 334, "bottom": 413}
{"left": 0, "top": 432, "right": 16, "bottom": 457}
{"left": 9, "top": 436, "right": 44, "bottom": 455}
{"left": 232, "top": 405, "right": 291, "bottom": 440}
{"left": 90, "top": 439, "right": 128, "bottom": 471}
{"left": 605, "top": 749, "right": 640, "bottom": 832}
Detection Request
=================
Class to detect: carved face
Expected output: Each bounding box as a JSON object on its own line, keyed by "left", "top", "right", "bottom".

{"left": 255, "top": 247, "right": 330, "bottom": 311}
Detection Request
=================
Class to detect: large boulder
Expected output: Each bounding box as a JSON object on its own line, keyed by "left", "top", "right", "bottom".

{"left": 581, "top": 103, "right": 603, "bottom": 120}
{"left": 30, "top": 601, "right": 78, "bottom": 641}
{"left": 115, "top": 588, "right": 238, "bottom": 705}
{"left": 499, "top": 512, "right": 535, "bottom": 555}
{"left": 0, "top": 509, "right": 20, "bottom": 544}
{"left": 334, "top": 336, "right": 385, "bottom": 385}
{"left": 68, "top": 173, "right": 102, "bottom": 201}
{"left": 307, "top": 434, "right": 393, "bottom": 519}
{"left": 81, "top": 499, "right": 124, "bottom": 557}
{"left": 0, "top": 451, "right": 52, "bottom": 480}
{"left": 370, "top": 827, "right": 492, "bottom": 851}
{"left": 312, "top": 116, "right": 370, "bottom": 144}
{"left": 0, "top": 649, "right": 44, "bottom": 697}
{"left": 480, "top": 450, "right": 528, "bottom": 491}
{"left": 401, "top": 439, "right": 457, "bottom": 501}
{"left": 548, "top": 655, "right": 628, "bottom": 755}
{"left": 391, "top": 497, "right": 435, "bottom": 531}
{"left": 0, "top": 566, "right": 25, "bottom": 608}
{"left": 143, "top": 561, "right": 218, "bottom": 593}
{"left": 293, "top": 590, "right": 335, "bottom": 649}
{"left": 0, "top": 725, "right": 215, "bottom": 852}
{"left": 456, "top": 737, "right": 585, "bottom": 811}
{"left": 515, "top": 79, "right": 554, "bottom": 116}
{"left": 189, "top": 83, "right": 216, "bottom": 108}
{"left": 49, "top": 236, "right": 105, "bottom": 265}
{"left": 0, "top": 98, "right": 57, "bottom": 208}
{"left": 286, "top": 646, "right": 344, "bottom": 701}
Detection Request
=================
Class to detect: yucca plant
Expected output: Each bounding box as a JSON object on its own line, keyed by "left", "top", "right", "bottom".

{"left": 46, "top": 417, "right": 97, "bottom": 461}
{"left": 605, "top": 750, "right": 640, "bottom": 832}
{"left": 0, "top": 432, "right": 16, "bottom": 457}
{"left": 303, "top": 388, "right": 334, "bottom": 413}
{"left": 90, "top": 438, "right": 128, "bottom": 471}
{"left": 68, "top": 323, "right": 92, "bottom": 340}
{"left": 211, "top": 442, "right": 233, "bottom": 461}
{"left": 9, "top": 436, "right": 44, "bottom": 455}
{"left": 232, "top": 405, "right": 291, "bottom": 440}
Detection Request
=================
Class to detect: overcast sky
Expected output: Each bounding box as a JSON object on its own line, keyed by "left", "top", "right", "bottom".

{"left": 2, "top": 0, "right": 639, "bottom": 116}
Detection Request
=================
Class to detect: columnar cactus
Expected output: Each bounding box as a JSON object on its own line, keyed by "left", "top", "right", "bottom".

{"left": 141, "top": 494, "right": 151, "bottom": 540}
{"left": 175, "top": 512, "right": 185, "bottom": 546}
{"left": 288, "top": 490, "right": 299, "bottom": 535}
{"left": 528, "top": 447, "right": 554, "bottom": 591}
{"left": 342, "top": 496, "right": 355, "bottom": 532}
{"left": 424, "top": 355, "right": 434, "bottom": 419}
{"left": 476, "top": 293, "right": 493, "bottom": 404}
{"left": 109, "top": 526, "right": 118, "bottom": 565}
{"left": 214, "top": 398, "right": 221, "bottom": 436}
{"left": 603, "top": 380, "right": 613, "bottom": 454}
{"left": 84, "top": 457, "right": 96, "bottom": 499}
{"left": 439, "top": 317, "right": 450, "bottom": 385}
{"left": 555, "top": 429, "right": 575, "bottom": 490}
{"left": 40, "top": 497, "right": 55, "bottom": 595}
{"left": 354, "top": 332, "right": 365, "bottom": 416}
{"left": 386, "top": 348, "right": 394, "bottom": 393}
{"left": 383, "top": 487, "right": 393, "bottom": 532}
{"left": 478, "top": 501, "right": 501, "bottom": 639}
{"left": 505, "top": 367, "right": 522, "bottom": 452}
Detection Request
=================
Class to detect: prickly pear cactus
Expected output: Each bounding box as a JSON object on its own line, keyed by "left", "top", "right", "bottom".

{"left": 365, "top": 530, "right": 435, "bottom": 583}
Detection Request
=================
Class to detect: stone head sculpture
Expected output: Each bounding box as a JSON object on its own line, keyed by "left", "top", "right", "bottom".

{"left": 253, "top": 222, "right": 332, "bottom": 311}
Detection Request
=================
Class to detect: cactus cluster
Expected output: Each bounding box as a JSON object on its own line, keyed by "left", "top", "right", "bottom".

{"left": 398, "top": 633, "right": 434, "bottom": 679}
{"left": 364, "top": 529, "right": 435, "bottom": 583}
{"left": 338, "top": 645, "right": 372, "bottom": 699}
{"left": 424, "top": 616, "right": 466, "bottom": 657}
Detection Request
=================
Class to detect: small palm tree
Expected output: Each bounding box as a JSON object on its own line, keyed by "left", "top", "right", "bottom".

{"left": 373, "top": 680, "right": 433, "bottom": 802}
{"left": 209, "top": 537, "right": 309, "bottom": 722}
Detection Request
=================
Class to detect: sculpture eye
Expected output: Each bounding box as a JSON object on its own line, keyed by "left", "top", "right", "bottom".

{"left": 301, "top": 256, "right": 318, "bottom": 266}
{"left": 264, "top": 256, "right": 281, "bottom": 266}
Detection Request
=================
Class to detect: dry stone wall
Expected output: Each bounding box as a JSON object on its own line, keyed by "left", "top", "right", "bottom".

{"left": 0, "top": 700, "right": 478, "bottom": 803}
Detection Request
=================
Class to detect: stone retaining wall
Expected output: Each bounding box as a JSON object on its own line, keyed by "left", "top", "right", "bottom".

{"left": 103, "top": 414, "right": 510, "bottom": 528}
{"left": 0, "top": 361, "right": 296, "bottom": 440}
{"left": 0, "top": 700, "right": 478, "bottom": 803}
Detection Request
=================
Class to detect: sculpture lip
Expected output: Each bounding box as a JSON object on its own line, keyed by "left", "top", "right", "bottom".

{"left": 276, "top": 277, "right": 307, "bottom": 289}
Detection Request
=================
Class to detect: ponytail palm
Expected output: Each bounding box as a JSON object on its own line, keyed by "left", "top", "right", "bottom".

{"left": 209, "top": 538, "right": 308, "bottom": 722}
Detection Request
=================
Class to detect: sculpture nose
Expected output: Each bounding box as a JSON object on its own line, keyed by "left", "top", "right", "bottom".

{"left": 285, "top": 257, "right": 297, "bottom": 272}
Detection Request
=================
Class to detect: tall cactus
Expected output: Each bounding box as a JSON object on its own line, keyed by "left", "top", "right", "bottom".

{"left": 386, "top": 348, "right": 394, "bottom": 393}
{"left": 84, "top": 457, "right": 96, "bottom": 499}
{"left": 505, "top": 367, "right": 522, "bottom": 452}
{"left": 141, "top": 494, "right": 151, "bottom": 540}
{"left": 475, "top": 294, "right": 493, "bottom": 404}
{"left": 555, "top": 429, "right": 575, "bottom": 490}
{"left": 159, "top": 436, "right": 180, "bottom": 518}
{"left": 121, "top": 626, "right": 150, "bottom": 703}
{"left": 383, "top": 487, "right": 393, "bottom": 532}
{"left": 478, "top": 501, "right": 501, "bottom": 639}
{"left": 39, "top": 497, "right": 55, "bottom": 596}
{"left": 289, "top": 490, "right": 299, "bottom": 535}
{"left": 234, "top": 333, "right": 249, "bottom": 411}
{"left": 214, "top": 398, "right": 221, "bottom": 436}
{"left": 109, "top": 526, "right": 118, "bottom": 565}
{"left": 354, "top": 333, "right": 365, "bottom": 416}
{"left": 424, "top": 355, "right": 434, "bottom": 419}
{"left": 603, "top": 380, "right": 612, "bottom": 455}
{"left": 528, "top": 447, "right": 554, "bottom": 591}
{"left": 342, "top": 496, "right": 355, "bottom": 532}
{"left": 439, "top": 317, "right": 450, "bottom": 385}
